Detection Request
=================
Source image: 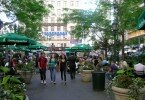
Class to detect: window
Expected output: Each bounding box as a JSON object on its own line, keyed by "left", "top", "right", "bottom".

{"left": 51, "top": 26, "right": 54, "bottom": 31}
{"left": 63, "top": 1, "right": 67, "bottom": 7}
{"left": 64, "top": 43, "right": 66, "bottom": 47}
{"left": 70, "top": 26, "right": 74, "bottom": 30}
{"left": 76, "top": 1, "right": 79, "bottom": 6}
{"left": 57, "top": 9, "right": 61, "bottom": 16}
{"left": 63, "top": 26, "right": 67, "bottom": 31}
{"left": 57, "top": 1, "right": 61, "bottom": 6}
{"left": 44, "top": 17, "right": 48, "bottom": 22}
{"left": 57, "top": 18, "right": 61, "bottom": 23}
{"left": 70, "top": 1, "right": 74, "bottom": 6}
{"left": 57, "top": 26, "right": 61, "bottom": 31}
{"left": 61, "top": 43, "right": 63, "bottom": 47}
{"left": 51, "top": 1, "right": 55, "bottom": 5}
{"left": 51, "top": 17, "right": 55, "bottom": 23}
{"left": 43, "top": 26, "right": 48, "bottom": 31}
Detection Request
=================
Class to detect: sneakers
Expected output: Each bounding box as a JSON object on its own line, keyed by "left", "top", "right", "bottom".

{"left": 64, "top": 81, "right": 67, "bottom": 85}
{"left": 41, "top": 80, "right": 43, "bottom": 84}
{"left": 43, "top": 80, "right": 46, "bottom": 84}
{"left": 41, "top": 80, "right": 46, "bottom": 84}
{"left": 53, "top": 82, "right": 56, "bottom": 84}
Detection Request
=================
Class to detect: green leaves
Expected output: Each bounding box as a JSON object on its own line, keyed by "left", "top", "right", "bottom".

{"left": 1, "top": 0, "right": 52, "bottom": 38}
{"left": 0, "top": 66, "right": 10, "bottom": 74}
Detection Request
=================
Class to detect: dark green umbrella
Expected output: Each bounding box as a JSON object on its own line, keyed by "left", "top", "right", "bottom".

{"left": 0, "top": 33, "right": 36, "bottom": 45}
{"left": 65, "top": 44, "right": 93, "bottom": 52}
{"left": 28, "top": 42, "right": 47, "bottom": 50}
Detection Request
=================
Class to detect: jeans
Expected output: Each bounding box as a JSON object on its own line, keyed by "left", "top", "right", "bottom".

{"left": 70, "top": 68, "right": 76, "bottom": 80}
{"left": 49, "top": 67, "right": 56, "bottom": 82}
{"left": 60, "top": 69, "right": 66, "bottom": 81}
{"left": 39, "top": 69, "right": 46, "bottom": 81}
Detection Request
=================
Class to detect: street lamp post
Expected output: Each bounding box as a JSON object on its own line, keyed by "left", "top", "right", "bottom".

{"left": 112, "top": 20, "right": 119, "bottom": 62}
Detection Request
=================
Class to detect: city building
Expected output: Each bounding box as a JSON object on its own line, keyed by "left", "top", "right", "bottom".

{"left": 39, "top": 0, "right": 84, "bottom": 51}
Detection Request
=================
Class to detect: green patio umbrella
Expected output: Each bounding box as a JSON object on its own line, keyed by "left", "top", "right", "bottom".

{"left": 2, "top": 45, "right": 30, "bottom": 51}
{"left": 65, "top": 44, "right": 93, "bottom": 52}
{"left": 28, "top": 42, "right": 47, "bottom": 50}
{"left": 0, "top": 33, "right": 36, "bottom": 45}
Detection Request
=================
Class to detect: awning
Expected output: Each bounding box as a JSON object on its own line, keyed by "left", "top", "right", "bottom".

{"left": 137, "top": 9, "right": 145, "bottom": 30}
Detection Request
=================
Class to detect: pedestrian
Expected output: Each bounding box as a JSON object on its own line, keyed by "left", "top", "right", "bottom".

{"left": 59, "top": 53, "right": 67, "bottom": 84}
{"left": 48, "top": 53, "right": 58, "bottom": 84}
{"left": 38, "top": 52, "right": 48, "bottom": 84}
{"left": 67, "top": 54, "right": 77, "bottom": 80}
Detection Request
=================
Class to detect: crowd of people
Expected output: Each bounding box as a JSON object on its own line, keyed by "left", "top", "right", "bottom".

{"left": 0, "top": 50, "right": 145, "bottom": 85}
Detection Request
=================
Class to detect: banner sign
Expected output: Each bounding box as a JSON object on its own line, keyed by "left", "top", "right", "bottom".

{"left": 42, "top": 31, "right": 68, "bottom": 36}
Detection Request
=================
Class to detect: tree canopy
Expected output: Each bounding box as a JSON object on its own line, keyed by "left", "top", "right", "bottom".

{"left": 62, "top": 0, "right": 144, "bottom": 59}
{"left": 0, "top": 0, "right": 53, "bottom": 38}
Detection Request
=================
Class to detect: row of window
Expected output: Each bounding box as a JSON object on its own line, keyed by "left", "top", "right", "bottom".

{"left": 48, "top": 1, "right": 79, "bottom": 7}
{"left": 46, "top": 43, "right": 67, "bottom": 47}
{"left": 43, "top": 17, "right": 61, "bottom": 23}
{"left": 43, "top": 26, "right": 67, "bottom": 31}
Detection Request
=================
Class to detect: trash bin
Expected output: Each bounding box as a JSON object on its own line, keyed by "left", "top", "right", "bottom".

{"left": 92, "top": 71, "right": 105, "bottom": 91}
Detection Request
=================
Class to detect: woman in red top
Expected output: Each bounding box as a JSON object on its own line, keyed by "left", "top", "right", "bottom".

{"left": 38, "top": 52, "right": 47, "bottom": 84}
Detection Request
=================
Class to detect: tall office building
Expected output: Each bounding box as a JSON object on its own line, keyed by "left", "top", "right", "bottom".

{"left": 40, "top": 0, "right": 83, "bottom": 51}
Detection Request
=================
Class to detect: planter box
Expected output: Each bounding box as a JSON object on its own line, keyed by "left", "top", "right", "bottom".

{"left": 81, "top": 70, "right": 93, "bottom": 82}
{"left": 19, "top": 71, "right": 33, "bottom": 84}
{"left": 112, "top": 86, "right": 145, "bottom": 100}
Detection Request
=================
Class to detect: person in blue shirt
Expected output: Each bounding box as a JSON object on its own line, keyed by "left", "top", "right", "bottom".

{"left": 48, "top": 53, "right": 58, "bottom": 84}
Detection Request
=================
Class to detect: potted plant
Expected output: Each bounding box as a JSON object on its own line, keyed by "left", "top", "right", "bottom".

{"left": 106, "top": 67, "right": 145, "bottom": 100}
{"left": 80, "top": 60, "right": 94, "bottom": 82}
{"left": 17, "top": 61, "right": 34, "bottom": 84}
{"left": 0, "top": 66, "right": 29, "bottom": 100}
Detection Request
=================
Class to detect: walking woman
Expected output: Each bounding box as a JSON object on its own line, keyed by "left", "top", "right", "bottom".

{"left": 38, "top": 52, "right": 48, "bottom": 84}
{"left": 48, "top": 53, "right": 57, "bottom": 84}
{"left": 59, "top": 53, "right": 67, "bottom": 84}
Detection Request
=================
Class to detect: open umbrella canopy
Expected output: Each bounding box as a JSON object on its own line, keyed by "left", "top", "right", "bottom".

{"left": 28, "top": 42, "right": 47, "bottom": 50}
{"left": 1, "top": 45, "right": 30, "bottom": 51}
{"left": 65, "top": 44, "right": 93, "bottom": 52}
{"left": 0, "top": 33, "right": 36, "bottom": 45}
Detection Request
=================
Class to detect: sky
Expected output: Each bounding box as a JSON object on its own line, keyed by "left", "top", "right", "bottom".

{"left": 0, "top": 12, "right": 12, "bottom": 22}
{"left": 81, "top": 0, "right": 98, "bottom": 10}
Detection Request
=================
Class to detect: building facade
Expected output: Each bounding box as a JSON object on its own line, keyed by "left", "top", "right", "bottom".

{"left": 40, "top": 0, "right": 83, "bottom": 51}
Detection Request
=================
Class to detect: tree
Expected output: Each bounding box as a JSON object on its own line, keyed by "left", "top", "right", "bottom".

{"left": 111, "top": 0, "right": 143, "bottom": 60}
{"left": 62, "top": 6, "right": 113, "bottom": 59}
{"left": 0, "top": 0, "right": 53, "bottom": 38}
{"left": 62, "top": 0, "right": 144, "bottom": 60}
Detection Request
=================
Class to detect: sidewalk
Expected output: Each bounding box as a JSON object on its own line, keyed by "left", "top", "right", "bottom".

{"left": 26, "top": 71, "right": 113, "bottom": 100}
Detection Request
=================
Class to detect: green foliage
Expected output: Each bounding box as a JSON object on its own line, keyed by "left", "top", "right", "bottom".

{"left": 0, "top": 66, "right": 10, "bottom": 74}
{"left": 1, "top": 0, "right": 53, "bottom": 38}
{"left": 82, "top": 60, "right": 94, "bottom": 70}
{"left": 0, "top": 69, "right": 26, "bottom": 100}
{"left": 17, "top": 61, "right": 34, "bottom": 72}
{"left": 106, "top": 67, "right": 145, "bottom": 99}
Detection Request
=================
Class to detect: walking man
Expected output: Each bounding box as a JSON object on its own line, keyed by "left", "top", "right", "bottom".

{"left": 68, "top": 54, "right": 77, "bottom": 80}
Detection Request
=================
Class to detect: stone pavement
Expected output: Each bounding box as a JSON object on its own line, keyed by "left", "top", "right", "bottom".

{"left": 26, "top": 71, "right": 114, "bottom": 100}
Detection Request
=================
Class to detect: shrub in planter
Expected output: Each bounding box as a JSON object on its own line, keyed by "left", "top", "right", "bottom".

{"left": 106, "top": 67, "right": 145, "bottom": 100}
{"left": 80, "top": 60, "right": 94, "bottom": 82}
{"left": 16, "top": 61, "right": 34, "bottom": 84}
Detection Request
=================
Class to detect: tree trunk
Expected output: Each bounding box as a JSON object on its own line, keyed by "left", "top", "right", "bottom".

{"left": 121, "top": 33, "right": 125, "bottom": 60}
{"left": 104, "top": 38, "right": 108, "bottom": 59}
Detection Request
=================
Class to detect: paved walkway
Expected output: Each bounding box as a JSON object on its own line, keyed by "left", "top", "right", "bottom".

{"left": 26, "top": 71, "right": 114, "bottom": 100}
